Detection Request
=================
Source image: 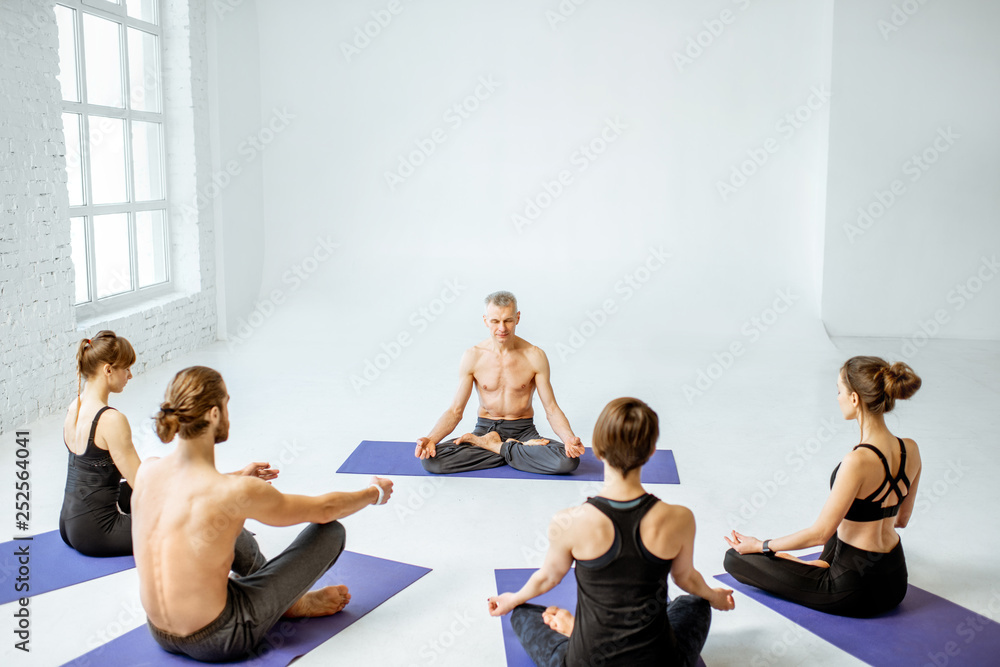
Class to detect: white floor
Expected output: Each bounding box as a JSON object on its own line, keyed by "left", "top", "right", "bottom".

{"left": 3, "top": 289, "right": 999, "bottom": 666}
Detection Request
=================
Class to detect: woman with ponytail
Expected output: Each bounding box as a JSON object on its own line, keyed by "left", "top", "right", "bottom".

{"left": 60, "top": 333, "right": 277, "bottom": 558}
{"left": 723, "top": 357, "right": 923, "bottom": 617}
{"left": 59, "top": 331, "right": 141, "bottom": 556}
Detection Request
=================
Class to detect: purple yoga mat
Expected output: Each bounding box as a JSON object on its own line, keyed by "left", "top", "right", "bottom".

{"left": 64, "top": 551, "right": 431, "bottom": 666}
{"left": 338, "top": 440, "right": 681, "bottom": 483}
{"left": 494, "top": 568, "right": 707, "bottom": 667}
{"left": 716, "top": 561, "right": 1000, "bottom": 667}
{"left": 0, "top": 530, "right": 135, "bottom": 604}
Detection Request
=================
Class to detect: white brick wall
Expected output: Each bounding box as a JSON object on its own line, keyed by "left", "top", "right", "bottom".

{"left": 0, "top": 0, "right": 218, "bottom": 431}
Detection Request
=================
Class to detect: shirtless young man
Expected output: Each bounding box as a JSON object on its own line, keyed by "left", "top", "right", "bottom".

{"left": 132, "top": 366, "right": 393, "bottom": 662}
{"left": 414, "top": 291, "right": 584, "bottom": 475}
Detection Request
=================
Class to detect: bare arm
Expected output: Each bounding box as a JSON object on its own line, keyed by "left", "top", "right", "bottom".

{"left": 670, "top": 508, "right": 735, "bottom": 610}
{"left": 227, "top": 461, "right": 280, "bottom": 481}
{"left": 725, "top": 451, "right": 864, "bottom": 558}
{"left": 488, "top": 510, "right": 575, "bottom": 615}
{"left": 416, "top": 349, "right": 476, "bottom": 458}
{"left": 102, "top": 411, "right": 141, "bottom": 487}
{"left": 532, "top": 350, "right": 583, "bottom": 457}
{"left": 243, "top": 476, "right": 393, "bottom": 527}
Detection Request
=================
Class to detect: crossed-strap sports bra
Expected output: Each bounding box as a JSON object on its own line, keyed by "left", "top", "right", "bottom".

{"left": 830, "top": 437, "right": 910, "bottom": 522}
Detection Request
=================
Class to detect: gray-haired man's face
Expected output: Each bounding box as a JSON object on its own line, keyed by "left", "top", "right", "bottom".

{"left": 484, "top": 304, "right": 519, "bottom": 343}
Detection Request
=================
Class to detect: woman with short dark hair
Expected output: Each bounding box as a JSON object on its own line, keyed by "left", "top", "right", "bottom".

{"left": 489, "top": 397, "right": 734, "bottom": 666}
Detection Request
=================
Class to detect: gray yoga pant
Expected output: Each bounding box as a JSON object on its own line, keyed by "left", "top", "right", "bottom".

{"left": 421, "top": 417, "right": 580, "bottom": 475}
{"left": 147, "top": 522, "right": 346, "bottom": 662}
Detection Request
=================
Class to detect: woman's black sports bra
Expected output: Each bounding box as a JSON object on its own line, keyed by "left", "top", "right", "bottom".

{"left": 830, "top": 437, "right": 910, "bottom": 522}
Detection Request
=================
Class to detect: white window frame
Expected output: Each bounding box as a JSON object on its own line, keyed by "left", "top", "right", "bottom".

{"left": 59, "top": 0, "right": 172, "bottom": 319}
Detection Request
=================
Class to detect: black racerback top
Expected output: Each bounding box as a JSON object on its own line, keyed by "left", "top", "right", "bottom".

{"left": 61, "top": 407, "right": 124, "bottom": 521}
{"left": 565, "top": 493, "right": 682, "bottom": 667}
{"left": 830, "top": 437, "right": 910, "bottom": 522}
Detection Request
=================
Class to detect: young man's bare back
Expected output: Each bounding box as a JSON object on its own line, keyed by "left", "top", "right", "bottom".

{"left": 415, "top": 291, "right": 583, "bottom": 475}
{"left": 133, "top": 366, "right": 392, "bottom": 662}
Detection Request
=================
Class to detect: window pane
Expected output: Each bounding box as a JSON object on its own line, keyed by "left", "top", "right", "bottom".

{"left": 132, "top": 120, "right": 163, "bottom": 201}
{"left": 62, "top": 113, "right": 85, "bottom": 206}
{"left": 93, "top": 213, "right": 132, "bottom": 298}
{"left": 70, "top": 217, "right": 90, "bottom": 304}
{"left": 126, "top": 0, "right": 157, "bottom": 24}
{"left": 55, "top": 5, "right": 79, "bottom": 102}
{"left": 136, "top": 210, "right": 167, "bottom": 287}
{"left": 88, "top": 116, "right": 127, "bottom": 204}
{"left": 83, "top": 14, "right": 123, "bottom": 107}
{"left": 128, "top": 28, "right": 160, "bottom": 111}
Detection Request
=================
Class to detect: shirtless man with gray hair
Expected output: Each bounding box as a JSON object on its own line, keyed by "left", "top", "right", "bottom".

{"left": 415, "top": 291, "right": 584, "bottom": 475}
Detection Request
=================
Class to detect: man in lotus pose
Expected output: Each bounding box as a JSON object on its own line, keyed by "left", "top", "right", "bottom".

{"left": 415, "top": 291, "right": 584, "bottom": 475}
{"left": 133, "top": 366, "right": 393, "bottom": 662}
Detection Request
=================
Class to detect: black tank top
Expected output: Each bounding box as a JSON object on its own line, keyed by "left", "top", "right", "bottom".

{"left": 565, "top": 494, "right": 680, "bottom": 667}
{"left": 830, "top": 438, "right": 910, "bottom": 522}
{"left": 61, "top": 407, "right": 124, "bottom": 518}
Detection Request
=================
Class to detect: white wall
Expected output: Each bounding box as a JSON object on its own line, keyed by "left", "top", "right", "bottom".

{"left": 822, "top": 0, "right": 1000, "bottom": 339}
{"left": 215, "top": 0, "right": 834, "bottom": 349}
{"left": 207, "top": 1, "right": 266, "bottom": 337}
{"left": 0, "top": 0, "right": 219, "bottom": 430}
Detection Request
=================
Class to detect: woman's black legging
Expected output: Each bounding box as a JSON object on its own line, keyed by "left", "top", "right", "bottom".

{"left": 59, "top": 480, "right": 133, "bottom": 557}
{"left": 723, "top": 534, "right": 907, "bottom": 618}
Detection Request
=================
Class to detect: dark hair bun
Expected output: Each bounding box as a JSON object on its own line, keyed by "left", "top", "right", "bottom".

{"left": 883, "top": 361, "right": 921, "bottom": 401}
{"left": 154, "top": 402, "right": 180, "bottom": 443}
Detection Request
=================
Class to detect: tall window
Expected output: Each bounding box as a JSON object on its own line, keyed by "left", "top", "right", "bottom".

{"left": 56, "top": 0, "right": 169, "bottom": 313}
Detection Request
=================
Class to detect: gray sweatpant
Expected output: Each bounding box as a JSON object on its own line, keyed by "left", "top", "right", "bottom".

{"left": 421, "top": 417, "right": 579, "bottom": 475}
{"left": 147, "top": 522, "right": 346, "bottom": 662}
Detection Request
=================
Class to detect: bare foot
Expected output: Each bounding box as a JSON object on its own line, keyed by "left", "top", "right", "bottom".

{"left": 543, "top": 606, "right": 575, "bottom": 637}
{"left": 522, "top": 438, "right": 550, "bottom": 446}
{"left": 455, "top": 431, "right": 503, "bottom": 454}
{"left": 284, "top": 585, "right": 351, "bottom": 618}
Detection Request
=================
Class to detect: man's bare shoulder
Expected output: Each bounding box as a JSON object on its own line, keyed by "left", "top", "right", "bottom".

{"left": 519, "top": 341, "right": 548, "bottom": 365}
{"left": 469, "top": 340, "right": 493, "bottom": 354}
{"left": 461, "top": 343, "right": 489, "bottom": 369}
